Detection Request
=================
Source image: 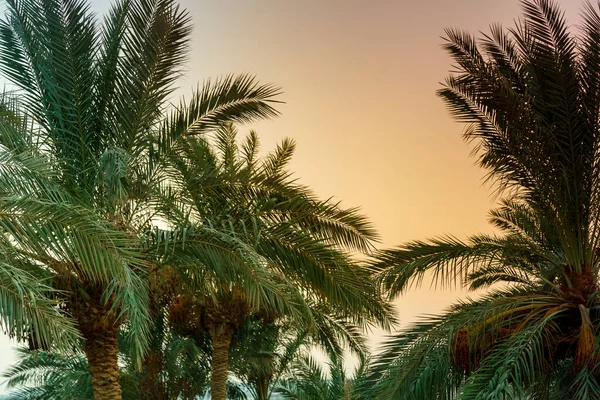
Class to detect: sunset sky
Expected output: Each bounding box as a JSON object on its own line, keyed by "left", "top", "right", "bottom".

{"left": 163, "top": 0, "right": 586, "bottom": 349}
{"left": 150, "top": 0, "right": 580, "bottom": 336}
{"left": 0, "top": 0, "right": 589, "bottom": 384}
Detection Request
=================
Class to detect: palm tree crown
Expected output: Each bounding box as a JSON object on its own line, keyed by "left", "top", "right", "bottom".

{"left": 162, "top": 124, "right": 393, "bottom": 399}
{"left": 367, "top": 0, "right": 600, "bottom": 398}
{"left": 0, "top": 0, "right": 282, "bottom": 398}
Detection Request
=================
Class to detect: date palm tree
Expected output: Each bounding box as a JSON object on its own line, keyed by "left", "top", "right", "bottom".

{"left": 0, "top": 95, "right": 82, "bottom": 354}
{"left": 3, "top": 332, "right": 207, "bottom": 400}
{"left": 274, "top": 353, "right": 366, "bottom": 400}
{"left": 0, "top": 0, "right": 282, "bottom": 398}
{"left": 366, "top": 0, "right": 600, "bottom": 398}
{"left": 164, "top": 124, "right": 393, "bottom": 400}
{"left": 230, "top": 303, "right": 369, "bottom": 400}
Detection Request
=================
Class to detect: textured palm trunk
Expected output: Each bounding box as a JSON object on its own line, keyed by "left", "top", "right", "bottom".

{"left": 82, "top": 325, "right": 122, "bottom": 400}
{"left": 209, "top": 324, "right": 234, "bottom": 400}
{"left": 73, "top": 285, "right": 124, "bottom": 400}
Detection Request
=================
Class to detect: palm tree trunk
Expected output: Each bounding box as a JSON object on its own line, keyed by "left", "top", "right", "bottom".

{"left": 209, "top": 324, "right": 234, "bottom": 400}
{"left": 82, "top": 326, "right": 122, "bottom": 400}
{"left": 74, "top": 286, "right": 123, "bottom": 400}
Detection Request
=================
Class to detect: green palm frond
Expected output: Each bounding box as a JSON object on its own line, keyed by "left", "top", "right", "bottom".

{"left": 4, "top": 348, "right": 93, "bottom": 400}
{"left": 274, "top": 353, "right": 357, "bottom": 400}
{"left": 115, "top": 0, "right": 192, "bottom": 152}
{"left": 362, "top": 287, "right": 571, "bottom": 399}
{"left": 156, "top": 74, "right": 281, "bottom": 157}
{"left": 0, "top": 0, "right": 287, "bottom": 396}
{"left": 0, "top": 257, "right": 79, "bottom": 352}
{"left": 372, "top": 231, "right": 550, "bottom": 296}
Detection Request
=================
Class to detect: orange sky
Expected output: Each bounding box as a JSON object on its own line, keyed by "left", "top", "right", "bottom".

{"left": 89, "top": 0, "right": 579, "bottom": 345}
{"left": 0, "top": 0, "right": 589, "bottom": 382}
{"left": 153, "top": 0, "right": 583, "bottom": 334}
{"left": 164, "top": 0, "right": 585, "bottom": 348}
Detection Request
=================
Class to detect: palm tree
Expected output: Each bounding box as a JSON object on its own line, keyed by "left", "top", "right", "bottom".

{"left": 163, "top": 124, "right": 393, "bottom": 400}
{"left": 0, "top": 94, "right": 82, "bottom": 352}
{"left": 4, "top": 326, "right": 240, "bottom": 400}
{"left": 4, "top": 349, "right": 98, "bottom": 400}
{"left": 4, "top": 309, "right": 370, "bottom": 400}
{"left": 274, "top": 353, "right": 365, "bottom": 400}
{"left": 0, "top": 0, "right": 282, "bottom": 398}
{"left": 230, "top": 305, "right": 369, "bottom": 400}
{"left": 365, "top": 0, "right": 600, "bottom": 398}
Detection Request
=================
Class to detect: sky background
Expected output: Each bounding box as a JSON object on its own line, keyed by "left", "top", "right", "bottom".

{"left": 155, "top": 0, "right": 581, "bottom": 347}
{"left": 0, "top": 0, "right": 588, "bottom": 391}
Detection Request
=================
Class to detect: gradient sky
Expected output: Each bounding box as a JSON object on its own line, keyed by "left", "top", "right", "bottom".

{"left": 152, "top": 0, "right": 579, "bottom": 338}
{"left": 163, "top": 0, "right": 585, "bottom": 350}
{"left": 0, "top": 0, "right": 589, "bottom": 387}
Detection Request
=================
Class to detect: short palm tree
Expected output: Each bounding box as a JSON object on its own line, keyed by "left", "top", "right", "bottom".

{"left": 230, "top": 304, "right": 369, "bottom": 400}
{"left": 3, "top": 349, "right": 95, "bottom": 400}
{"left": 366, "top": 0, "right": 600, "bottom": 398}
{"left": 3, "top": 332, "right": 205, "bottom": 400}
{"left": 274, "top": 353, "right": 365, "bottom": 400}
{"left": 163, "top": 124, "right": 393, "bottom": 400}
{"left": 0, "top": 0, "right": 282, "bottom": 398}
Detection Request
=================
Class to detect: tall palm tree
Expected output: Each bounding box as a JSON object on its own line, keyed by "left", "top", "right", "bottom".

{"left": 163, "top": 124, "right": 393, "bottom": 400}
{"left": 0, "top": 0, "right": 282, "bottom": 398}
{"left": 366, "top": 0, "right": 600, "bottom": 398}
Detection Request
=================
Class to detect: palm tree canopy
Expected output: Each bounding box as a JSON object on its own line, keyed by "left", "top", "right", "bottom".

{"left": 157, "top": 124, "right": 393, "bottom": 400}
{"left": 0, "top": 0, "right": 284, "bottom": 365}
{"left": 367, "top": 0, "right": 600, "bottom": 398}
{"left": 162, "top": 123, "right": 393, "bottom": 331}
